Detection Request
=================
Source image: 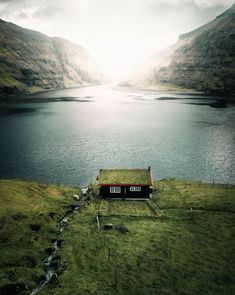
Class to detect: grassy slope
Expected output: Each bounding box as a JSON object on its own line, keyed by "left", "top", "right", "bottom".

{"left": 41, "top": 179, "right": 235, "bottom": 295}
{"left": 0, "top": 179, "right": 80, "bottom": 293}
{"left": 0, "top": 179, "right": 234, "bottom": 294}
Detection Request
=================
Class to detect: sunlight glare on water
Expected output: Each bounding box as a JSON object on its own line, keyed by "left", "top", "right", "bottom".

{"left": 0, "top": 85, "right": 234, "bottom": 185}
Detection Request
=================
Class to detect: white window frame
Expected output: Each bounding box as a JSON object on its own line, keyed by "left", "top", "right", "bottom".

{"left": 130, "top": 186, "right": 141, "bottom": 192}
{"left": 110, "top": 186, "right": 121, "bottom": 193}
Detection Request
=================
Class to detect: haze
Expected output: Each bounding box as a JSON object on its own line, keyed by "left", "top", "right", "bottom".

{"left": 0, "top": 0, "right": 233, "bottom": 80}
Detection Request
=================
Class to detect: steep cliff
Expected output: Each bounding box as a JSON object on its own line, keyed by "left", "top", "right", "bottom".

{"left": 0, "top": 19, "right": 106, "bottom": 94}
{"left": 127, "top": 4, "right": 235, "bottom": 94}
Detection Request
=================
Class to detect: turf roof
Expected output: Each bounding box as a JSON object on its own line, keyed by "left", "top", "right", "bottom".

{"left": 99, "top": 169, "right": 152, "bottom": 185}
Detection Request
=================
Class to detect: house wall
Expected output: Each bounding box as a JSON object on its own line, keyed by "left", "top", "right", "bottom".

{"left": 100, "top": 186, "right": 152, "bottom": 199}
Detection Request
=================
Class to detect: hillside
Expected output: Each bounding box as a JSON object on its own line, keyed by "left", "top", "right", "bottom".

{"left": 1, "top": 178, "right": 234, "bottom": 294}
{"left": 0, "top": 179, "right": 81, "bottom": 294}
{"left": 126, "top": 4, "right": 235, "bottom": 94}
{"left": 0, "top": 19, "right": 107, "bottom": 95}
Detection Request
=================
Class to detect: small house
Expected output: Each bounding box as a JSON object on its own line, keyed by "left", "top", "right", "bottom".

{"left": 97, "top": 167, "right": 153, "bottom": 200}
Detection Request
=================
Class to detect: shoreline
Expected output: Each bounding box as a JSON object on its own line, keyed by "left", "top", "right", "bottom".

{"left": 116, "top": 84, "right": 235, "bottom": 100}
{"left": 1, "top": 177, "right": 234, "bottom": 187}
{"left": 1, "top": 83, "right": 235, "bottom": 101}
{"left": 0, "top": 82, "right": 106, "bottom": 99}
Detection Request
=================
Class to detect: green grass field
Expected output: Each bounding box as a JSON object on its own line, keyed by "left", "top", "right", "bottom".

{"left": 40, "top": 178, "right": 235, "bottom": 295}
{"left": 0, "top": 178, "right": 234, "bottom": 295}
{"left": 0, "top": 179, "right": 80, "bottom": 294}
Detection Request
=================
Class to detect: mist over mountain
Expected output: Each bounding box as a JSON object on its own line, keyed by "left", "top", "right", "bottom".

{"left": 0, "top": 19, "right": 107, "bottom": 94}
{"left": 125, "top": 4, "right": 235, "bottom": 94}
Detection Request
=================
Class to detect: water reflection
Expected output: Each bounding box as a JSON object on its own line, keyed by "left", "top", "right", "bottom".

{"left": 0, "top": 85, "right": 234, "bottom": 185}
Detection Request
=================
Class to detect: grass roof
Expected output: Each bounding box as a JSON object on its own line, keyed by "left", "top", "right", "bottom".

{"left": 99, "top": 169, "right": 152, "bottom": 185}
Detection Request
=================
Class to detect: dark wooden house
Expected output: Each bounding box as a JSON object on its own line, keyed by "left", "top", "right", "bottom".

{"left": 97, "top": 167, "right": 153, "bottom": 200}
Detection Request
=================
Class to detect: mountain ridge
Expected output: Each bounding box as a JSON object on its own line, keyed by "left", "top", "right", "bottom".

{"left": 0, "top": 19, "right": 107, "bottom": 95}
{"left": 125, "top": 4, "right": 235, "bottom": 95}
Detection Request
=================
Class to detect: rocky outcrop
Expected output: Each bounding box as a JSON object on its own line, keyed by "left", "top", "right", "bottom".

{"left": 0, "top": 19, "right": 106, "bottom": 94}
{"left": 127, "top": 4, "right": 235, "bottom": 94}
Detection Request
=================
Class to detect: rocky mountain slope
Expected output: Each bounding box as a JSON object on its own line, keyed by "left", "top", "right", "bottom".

{"left": 126, "top": 4, "right": 235, "bottom": 94}
{"left": 0, "top": 19, "right": 107, "bottom": 94}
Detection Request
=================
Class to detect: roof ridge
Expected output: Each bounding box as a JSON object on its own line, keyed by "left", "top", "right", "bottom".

{"left": 102, "top": 168, "right": 149, "bottom": 171}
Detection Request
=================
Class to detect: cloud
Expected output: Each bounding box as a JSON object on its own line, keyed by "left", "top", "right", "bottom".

{"left": 145, "top": 0, "right": 234, "bottom": 8}
{"left": 0, "top": 0, "right": 233, "bottom": 79}
{"left": 33, "top": 5, "right": 62, "bottom": 19}
{"left": 144, "top": 0, "right": 233, "bottom": 34}
{"left": 0, "top": 0, "right": 34, "bottom": 20}
{"left": 17, "top": 11, "right": 28, "bottom": 19}
{"left": 0, "top": 0, "right": 63, "bottom": 20}
{"left": 194, "top": 0, "right": 234, "bottom": 8}
{"left": 0, "top": 0, "right": 233, "bottom": 22}
{"left": 0, "top": 0, "right": 20, "bottom": 2}
{"left": 0, "top": 0, "right": 37, "bottom": 6}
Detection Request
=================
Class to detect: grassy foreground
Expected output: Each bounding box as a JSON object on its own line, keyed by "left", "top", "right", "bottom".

{"left": 40, "top": 179, "right": 235, "bottom": 295}
{"left": 0, "top": 179, "right": 80, "bottom": 294}
{"left": 0, "top": 178, "right": 235, "bottom": 294}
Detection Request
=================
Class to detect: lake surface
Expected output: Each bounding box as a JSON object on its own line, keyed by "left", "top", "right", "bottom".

{"left": 0, "top": 85, "right": 235, "bottom": 186}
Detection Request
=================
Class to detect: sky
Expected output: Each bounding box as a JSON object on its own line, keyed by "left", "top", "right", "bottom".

{"left": 0, "top": 0, "right": 234, "bottom": 80}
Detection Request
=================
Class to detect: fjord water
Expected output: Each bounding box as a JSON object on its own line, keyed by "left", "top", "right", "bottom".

{"left": 0, "top": 85, "right": 234, "bottom": 185}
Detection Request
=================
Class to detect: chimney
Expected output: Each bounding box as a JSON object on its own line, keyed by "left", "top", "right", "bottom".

{"left": 148, "top": 166, "right": 153, "bottom": 186}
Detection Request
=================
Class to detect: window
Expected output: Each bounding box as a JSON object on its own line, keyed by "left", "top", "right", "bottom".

{"left": 130, "top": 186, "right": 141, "bottom": 192}
{"left": 110, "top": 186, "right": 121, "bottom": 193}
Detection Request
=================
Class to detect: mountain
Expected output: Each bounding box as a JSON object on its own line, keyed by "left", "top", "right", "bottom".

{"left": 126, "top": 4, "right": 235, "bottom": 94}
{"left": 0, "top": 19, "right": 107, "bottom": 94}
